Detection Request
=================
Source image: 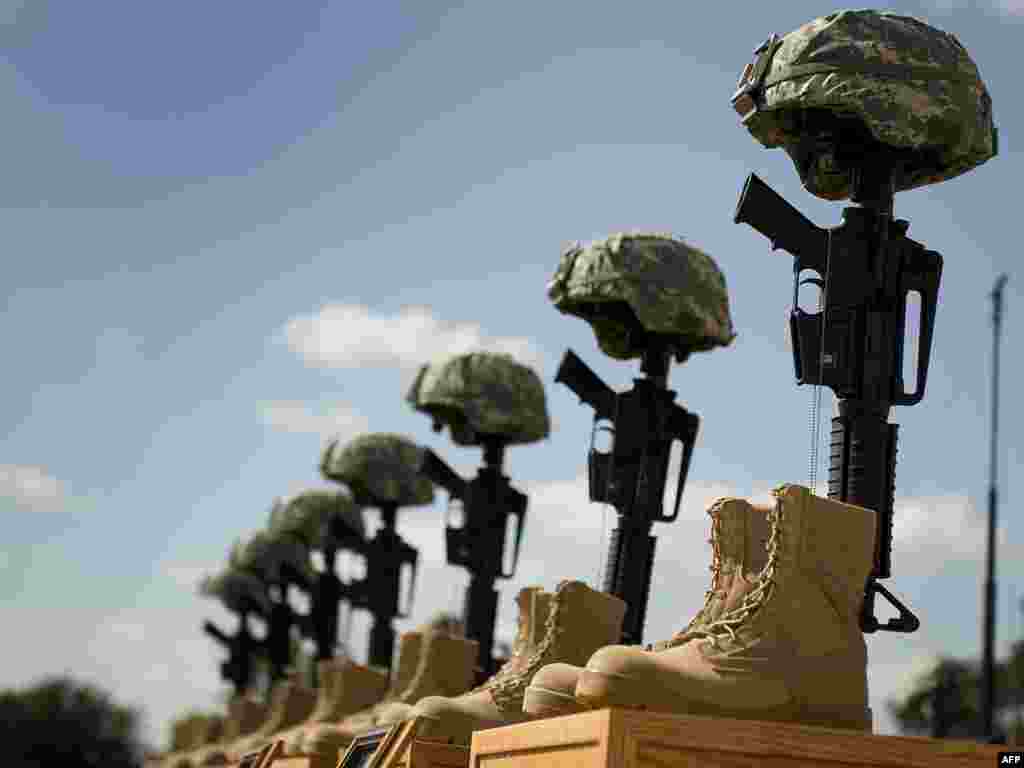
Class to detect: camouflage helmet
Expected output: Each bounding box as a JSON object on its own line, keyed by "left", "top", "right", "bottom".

{"left": 198, "top": 567, "right": 271, "bottom": 615}
{"left": 229, "top": 530, "right": 313, "bottom": 585}
{"left": 320, "top": 432, "right": 434, "bottom": 507}
{"left": 270, "top": 489, "right": 365, "bottom": 549}
{"left": 406, "top": 352, "right": 551, "bottom": 447}
{"left": 732, "top": 10, "right": 997, "bottom": 200}
{"left": 548, "top": 232, "right": 735, "bottom": 362}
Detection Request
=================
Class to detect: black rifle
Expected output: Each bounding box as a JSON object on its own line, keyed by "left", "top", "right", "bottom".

{"left": 555, "top": 343, "right": 700, "bottom": 646}
{"left": 420, "top": 438, "right": 527, "bottom": 680}
{"left": 278, "top": 515, "right": 365, "bottom": 667}
{"left": 203, "top": 613, "right": 263, "bottom": 695}
{"left": 734, "top": 162, "right": 942, "bottom": 633}
{"left": 335, "top": 502, "right": 419, "bottom": 670}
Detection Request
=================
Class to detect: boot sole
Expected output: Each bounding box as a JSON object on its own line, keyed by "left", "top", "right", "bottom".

{"left": 575, "top": 668, "right": 872, "bottom": 732}
{"left": 523, "top": 684, "right": 588, "bottom": 717}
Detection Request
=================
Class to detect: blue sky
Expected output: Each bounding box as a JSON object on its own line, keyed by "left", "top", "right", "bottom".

{"left": 1, "top": 0, "right": 1020, "bottom": 749}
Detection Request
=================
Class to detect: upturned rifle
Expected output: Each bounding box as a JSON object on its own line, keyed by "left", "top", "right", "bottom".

{"left": 734, "top": 143, "right": 942, "bottom": 633}
{"left": 203, "top": 613, "right": 262, "bottom": 694}
{"left": 555, "top": 340, "right": 699, "bottom": 646}
{"left": 420, "top": 437, "right": 527, "bottom": 678}
{"left": 332, "top": 502, "right": 419, "bottom": 670}
{"left": 277, "top": 515, "right": 365, "bottom": 664}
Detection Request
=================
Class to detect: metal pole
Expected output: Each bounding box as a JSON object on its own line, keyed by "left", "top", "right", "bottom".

{"left": 982, "top": 273, "right": 1009, "bottom": 742}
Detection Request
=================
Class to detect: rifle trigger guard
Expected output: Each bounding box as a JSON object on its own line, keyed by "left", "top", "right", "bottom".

{"left": 862, "top": 580, "right": 919, "bottom": 633}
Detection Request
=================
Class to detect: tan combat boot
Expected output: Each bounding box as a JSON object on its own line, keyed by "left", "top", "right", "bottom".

{"left": 522, "top": 497, "right": 771, "bottom": 717}
{"left": 286, "top": 631, "right": 423, "bottom": 755}
{"left": 275, "top": 657, "right": 390, "bottom": 755}
{"left": 299, "top": 626, "right": 477, "bottom": 759}
{"left": 190, "top": 696, "right": 267, "bottom": 766}
{"left": 351, "top": 627, "right": 479, "bottom": 726}
{"left": 574, "top": 485, "right": 876, "bottom": 732}
{"left": 208, "top": 678, "right": 316, "bottom": 762}
{"left": 162, "top": 715, "right": 219, "bottom": 768}
{"left": 410, "top": 580, "right": 626, "bottom": 745}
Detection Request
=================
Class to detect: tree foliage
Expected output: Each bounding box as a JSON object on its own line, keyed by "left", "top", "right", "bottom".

{"left": 888, "top": 639, "right": 1024, "bottom": 743}
{"left": 0, "top": 676, "right": 145, "bottom": 768}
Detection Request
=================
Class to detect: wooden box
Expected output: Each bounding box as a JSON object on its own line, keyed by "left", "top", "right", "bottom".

{"left": 468, "top": 708, "right": 1008, "bottom": 768}
{"left": 334, "top": 717, "right": 469, "bottom": 768}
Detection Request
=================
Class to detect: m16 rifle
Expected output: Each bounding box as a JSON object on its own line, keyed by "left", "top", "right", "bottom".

{"left": 272, "top": 502, "right": 366, "bottom": 666}
{"left": 336, "top": 501, "right": 419, "bottom": 670}
{"left": 320, "top": 433, "right": 435, "bottom": 671}
{"left": 203, "top": 614, "right": 262, "bottom": 695}
{"left": 419, "top": 437, "right": 527, "bottom": 679}
{"left": 305, "top": 516, "right": 363, "bottom": 665}
{"left": 734, "top": 143, "right": 942, "bottom": 633}
{"left": 555, "top": 339, "right": 699, "bottom": 646}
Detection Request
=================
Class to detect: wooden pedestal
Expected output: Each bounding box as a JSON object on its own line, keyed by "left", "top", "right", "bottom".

{"left": 262, "top": 744, "right": 338, "bottom": 768}
{"left": 469, "top": 708, "right": 1008, "bottom": 768}
{"left": 334, "top": 717, "right": 469, "bottom": 768}
{"left": 232, "top": 740, "right": 284, "bottom": 768}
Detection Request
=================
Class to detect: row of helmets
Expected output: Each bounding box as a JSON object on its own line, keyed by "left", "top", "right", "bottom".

{"left": 196, "top": 5, "right": 998, "bottom": 641}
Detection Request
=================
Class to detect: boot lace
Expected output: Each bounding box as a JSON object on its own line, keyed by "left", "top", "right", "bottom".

{"left": 681, "top": 503, "right": 783, "bottom": 651}
{"left": 647, "top": 508, "right": 727, "bottom": 652}
{"left": 489, "top": 585, "right": 567, "bottom": 710}
{"left": 468, "top": 594, "right": 532, "bottom": 694}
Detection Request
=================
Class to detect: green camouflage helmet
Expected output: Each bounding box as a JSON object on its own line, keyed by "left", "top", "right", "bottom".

{"left": 228, "top": 530, "right": 313, "bottom": 585}
{"left": 320, "top": 432, "right": 434, "bottom": 507}
{"left": 406, "top": 352, "right": 551, "bottom": 447}
{"left": 548, "top": 232, "right": 736, "bottom": 361}
{"left": 270, "top": 489, "right": 365, "bottom": 549}
{"left": 198, "top": 568, "right": 271, "bottom": 615}
{"left": 732, "top": 9, "right": 997, "bottom": 200}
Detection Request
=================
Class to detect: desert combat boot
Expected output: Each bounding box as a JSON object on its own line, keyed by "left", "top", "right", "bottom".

{"left": 274, "top": 657, "right": 389, "bottom": 756}
{"left": 522, "top": 497, "right": 771, "bottom": 717}
{"left": 391, "top": 587, "right": 550, "bottom": 740}
{"left": 300, "top": 628, "right": 478, "bottom": 759}
{"left": 574, "top": 485, "right": 876, "bottom": 732}
{"left": 161, "top": 714, "right": 222, "bottom": 768}
{"left": 208, "top": 678, "right": 316, "bottom": 763}
{"left": 188, "top": 696, "right": 267, "bottom": 767}
{"left": 283, "top": 630, "right": 423, "bottom": 756}
{"left": 410, "top": 580, "right": 626, "bottom": 745}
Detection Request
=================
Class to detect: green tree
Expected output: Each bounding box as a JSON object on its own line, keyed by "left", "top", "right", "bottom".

{"left": 0, "top": 676, "right": 145, "bottom": 768}
{"left": 888, "top": 640, "right": 1024, "bottom": 743}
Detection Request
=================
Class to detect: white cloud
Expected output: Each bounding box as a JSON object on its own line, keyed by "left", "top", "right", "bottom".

{"left": 279, "top": 303, "right": 545, "bottom": 373}
{"left": 0, "top": 464, "right": 64, "bottom": 511}
{"left": 0, "top": 0, "right": 27, "bottom": 27}
{"left": 164, "top": 562, "right": 220, "bottom": 593}
{"left": 261, "top": 400, "right": 370, "bottom": 440}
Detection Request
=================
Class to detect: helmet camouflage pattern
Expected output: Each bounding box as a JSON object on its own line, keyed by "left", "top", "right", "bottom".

{"left": 732, "top": 9, "right": 997, "bottom": 200}
{"left": 269, "top": 489, "right": 365, "bottom": 549}
{"left": 406, "top": 352, "right": 551, "bottom": 447}
{"left": 229, "top": 529, "right": 314, "bottom": 585}
{"left": 198, "top": 567, "right": 271, "bottom": 615}
{"left": 320, "top": 432, "right": 434, "bottom": 507}
{"left": 548, "top": 232, "right": 736, "bottom": 361}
